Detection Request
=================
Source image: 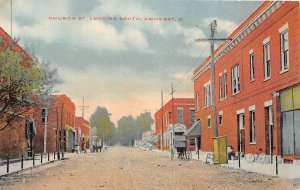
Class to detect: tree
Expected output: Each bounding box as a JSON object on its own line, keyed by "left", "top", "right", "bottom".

{"left": 89, "top": 106, "right": 115, "bottom": 141}
{"left": 136, "top": 112, "right": 154, "bottom": 139}
{"left": 117, "top": 115, "right": 137, "bottom": 146}
{"left": 116, "top": 112, "right": 154, "bottom": 145}
{"left": 0, "top": 46, "right": 57, "bottom": 131}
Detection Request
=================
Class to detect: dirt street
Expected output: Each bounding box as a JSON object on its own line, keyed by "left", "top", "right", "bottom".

{"left": 0, "top": 147, "right": 296, "bottom": 190}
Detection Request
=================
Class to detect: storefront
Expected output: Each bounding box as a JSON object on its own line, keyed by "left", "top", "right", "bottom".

{"left": 184, "top": 120, "right": 201, "bottom": 151}
{"left": 280, "top": 85, "right": 300, "bottom": 159}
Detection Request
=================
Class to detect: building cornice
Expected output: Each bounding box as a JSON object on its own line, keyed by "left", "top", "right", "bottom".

{"left": 174, "top": 103, "right": 195, "bottom": 106}
{"left": 192, "top": 1, "right": 284, "bottom": 82}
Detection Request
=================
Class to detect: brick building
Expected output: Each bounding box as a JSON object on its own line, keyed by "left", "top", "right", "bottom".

{"left": 75, "top": 117, "right": 90, "bottom": 151}
{"left": 154, "top": 98, "right": 195, "bottom": 150}
{"left": 33, "top": 95, "right": 76, "bottom": 153}
{"left": 0, "top": 118, "right": 32, "bottom": 158}
{"left": 192, "top": 1, "right": 300, "bottom": 162}
{"left": 0, "top": 27, "right": 33, "bottom": 158}
{"left": 0, "top": 27, "right": 31, "bottom": 63}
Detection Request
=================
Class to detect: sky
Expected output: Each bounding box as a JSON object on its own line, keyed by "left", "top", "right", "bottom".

{"left": 0, "top": 0, "right": 262, "bottom": 125}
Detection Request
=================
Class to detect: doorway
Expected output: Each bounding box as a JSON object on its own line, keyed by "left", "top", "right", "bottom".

{"left": 265, "top": 106, "right": 274, "bottom": 162}
{"left": 280, "top": 86, "right": 300, "bottom": 157}
{"left": 282, "top": 110, "right": 300, "bottom": 156}
{"left": 237, "top": 113, "right": 245, "bottom": 154}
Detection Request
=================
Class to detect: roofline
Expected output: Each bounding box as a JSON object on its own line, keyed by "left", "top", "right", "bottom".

{"left": 192, "top": 1, "right": 284, "bottom": 81}
{"left": 155, "top": 97, "right": 194, "bottom": 115}
{"left": 0, "top": 27, "right": 32, "bottom": 60}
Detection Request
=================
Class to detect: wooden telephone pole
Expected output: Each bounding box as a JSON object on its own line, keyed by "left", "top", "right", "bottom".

{"left": 170, "top": 83, "right": 175, "bottom": 151}
{"left": 195, "top": 20, "right": 232, "bottom": 137}
{"left": 161, "top": 91, "right": 164, "bottom": 151}
{"left": 78, "top": 98, "right": 89, "bottom": 119}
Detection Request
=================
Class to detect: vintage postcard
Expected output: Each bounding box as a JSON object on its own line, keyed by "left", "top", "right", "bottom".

{"left": 0, "top": 0, "right": 299, "bottom": 189}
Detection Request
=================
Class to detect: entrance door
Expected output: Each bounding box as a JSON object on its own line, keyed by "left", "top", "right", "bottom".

{"left": 280, "top": 86, "right": 300, "bottom": 157}
{"left": 265, "top": 106, "right": 274, "bottom": 162}
{"left": 295, "top": 110, "right": 300, "bottom": 155}
{"left": 198, "top": 136, "right": 201, "bottom": 150}
{"left": 282, "top": 110, "right": 300, "bottom": 156}
{"left": 237, "top": 114, "right": 245, "bottom": 153}
{"left": 282, "top": 111, "right": 294, "bottom": 155}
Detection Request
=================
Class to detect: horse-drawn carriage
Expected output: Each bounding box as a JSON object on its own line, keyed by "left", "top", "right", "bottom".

{"left": 170, "top": 124, "right": 190, "bottom": 160}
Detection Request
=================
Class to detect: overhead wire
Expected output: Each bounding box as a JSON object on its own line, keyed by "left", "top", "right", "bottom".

{"left": 170, "top": 6, "right": 258, "bottom": 97}
{"left": 157, "top": 44, "right": 209, "bottom": 112}
{"left": 173, "top": 43, "right": 210, "bottom": 92}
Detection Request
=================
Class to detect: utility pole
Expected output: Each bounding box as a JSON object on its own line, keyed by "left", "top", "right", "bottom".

{"left": 161, "top": 90, "right": 164, "bottom": 151}
{"left": 78, "top": 98, "right": 89, "bottom": 119}
{"left": 78, "top": 98, "right": 88, "bottom": 152}
{"left": 43, "top": 96, "right": 52, "bottom": 155}
{"left": 61, "top": 103, "right": 64, "bottom": 159}
{"left": 56, "top": 107, "right": 60, "bottom": 160}
{"left": 10, "top": 0, "right": 12, "bottom": 37}
{"left": 170, "top": 83, "right": 175, "bottom": 151}
{"left": 195, "top": 20, "right": 231, "bottom": 137}
{"left": 210, "top": 20, "right": 218, "bottom": 138}
{"left": 43, "top": 107, "right": 48, "bottom": 155}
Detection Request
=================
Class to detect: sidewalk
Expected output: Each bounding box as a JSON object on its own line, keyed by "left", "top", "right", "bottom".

{"left": 0, "top": 148, "right": 106, "bottom": 177}
{"left": 152, "top": 148, "right": 300, "bottom": 179}
{"left": 0, "top": 152, "right": 67, "bottom": 177}
{"left": 189, "top": 150, "right": 300, "bottom": 179}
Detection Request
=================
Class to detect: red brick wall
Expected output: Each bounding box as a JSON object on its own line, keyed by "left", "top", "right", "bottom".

{"left": 75, "top": 117, "right": 90, "bottom": 136}
{"left": 0, "top": 120, "right": 29, "bottom": 158}
{"left": 33, "top": 95, "right": 76, "bottom": 153}
{"left": 154, "top": 98, "right": 195, "bottom": 134}
{"left": 0, "top": 28, "right": 32, "bottom": 158}
{"left": 193, "top": 2, "right": 300, "bottom": 155}
{"left": 75, "top": 116, "right": 90, "bottom": 148}
{"left": 0, "top": 109, "right": 33, "bottom": 158}
{"left": 0, "top": 27, "right": 32, "bottom": 65}
{"left": 154, "top": 98, "right": 195, "bottom": 149}
{"left": 194, "top": 69, "right": 214, "bottom": 152}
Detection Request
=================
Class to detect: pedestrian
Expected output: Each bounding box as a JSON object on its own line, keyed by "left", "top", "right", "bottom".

{"left": 100, "top": 145, "right": 102, "bottom": 152}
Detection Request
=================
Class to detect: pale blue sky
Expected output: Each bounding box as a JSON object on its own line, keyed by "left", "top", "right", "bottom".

{"left": 0, "top": 0, "right": 262, "bottom": 124}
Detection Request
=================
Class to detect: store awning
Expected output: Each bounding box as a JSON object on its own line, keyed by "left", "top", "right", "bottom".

{"left": 174, "top": 135, "right": 186, "bottom": 141}
{"left": 184, "top": 120, "right": 201, "bottom": 136}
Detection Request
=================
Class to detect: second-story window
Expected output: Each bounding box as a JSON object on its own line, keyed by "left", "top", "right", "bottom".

{"left": 250, "top": 53, "right": 255, "bottom": 81}
{"left": 264, "top": 41, "right": 271, "bottom": 80}
{"left": 280, "top": 29, "right": 289, "bottom": 71}
{"left": 219, "top": 111, "right": 223, "bottom": 126}
{"left": 196, "top": 92, "right": 199, "bottom": 112}
{"left": 219, "top": 75, "right": 223, "bottom": 100}
{"left": 168, "top": 112, "right": 172, "bottom": 123}
{"left": 0, "top": 36, "right": 4, "bottom": 47}
{"left": 42, "top": 108, "right": 47, "bottom": 123}
{"left": 207, "top": 116, "right": 211, "bottom": 128}
{"left": 190, "top": 109, "right": 195, "bottom": 124}
{"left": 177, "top": 108, "right": 183, "bottom": 124}
{"left": 231, "top": 65, "right": 240, "bottom": 94}
{"left": 165, "top": 112, "right": 168, "bottom": 126}
{"left": 224, "top": 72, "right": 227, "bottom": 99}
{"left": 204, "top": 82, "right": 211, "bottom": 108}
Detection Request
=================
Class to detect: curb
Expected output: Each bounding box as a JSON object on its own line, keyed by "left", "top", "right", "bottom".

{"left": 0, "top": 159, "right": 59, "bottom": 178}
